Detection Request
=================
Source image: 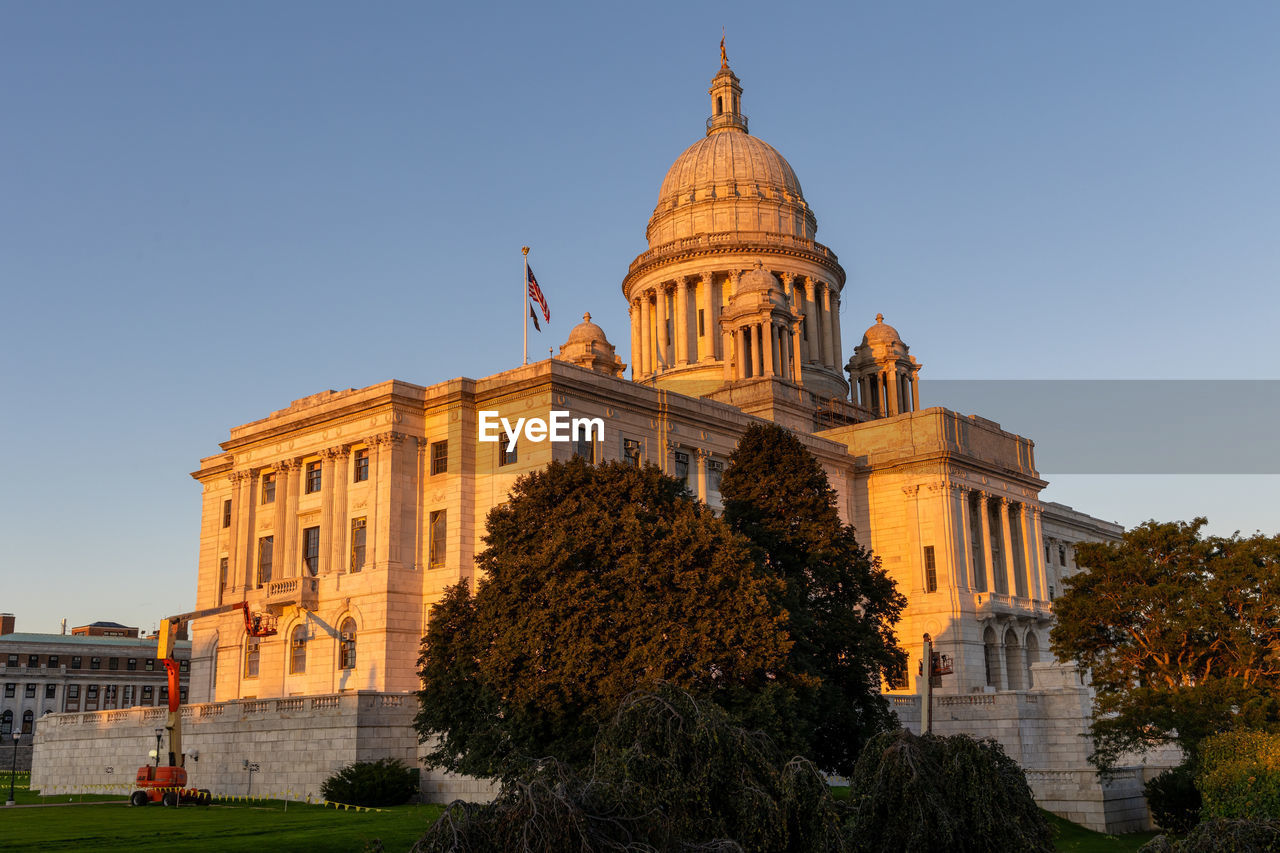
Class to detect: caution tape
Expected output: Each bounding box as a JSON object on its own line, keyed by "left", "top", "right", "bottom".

{"left": 40, "top": 783, "right": 389, "bottom": 812}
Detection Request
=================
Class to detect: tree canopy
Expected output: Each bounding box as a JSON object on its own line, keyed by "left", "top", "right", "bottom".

{"left": 720, "top": 423, "right": 906, "bottom": 776}
{"left": 415, "top": 458, "right": 791, "bottom": 778}
{"left": 1050, "top": 518, "right": 1280, "bottom": 770}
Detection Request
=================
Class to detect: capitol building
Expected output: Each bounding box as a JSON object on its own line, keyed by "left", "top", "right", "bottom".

{"left": 32, "top": 50, "right": 1167, "bottom": 832}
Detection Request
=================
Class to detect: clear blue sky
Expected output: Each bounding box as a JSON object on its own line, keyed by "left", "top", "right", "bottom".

{"left": 2, "top": 2, "right": 1277, "bottom": 634}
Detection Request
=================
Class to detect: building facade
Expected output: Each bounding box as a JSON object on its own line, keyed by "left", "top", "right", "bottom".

{"left": 34, "top": 51, "right": 1164, "bottom": 830}
{"left": 1, "top": 616, "right": 190, "bottom": 770}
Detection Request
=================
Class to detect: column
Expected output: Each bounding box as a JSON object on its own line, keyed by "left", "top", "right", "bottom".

{"left": 911, "top": 373, "right": 920, "bottom": 411}
{"left": 1019, "top": 504, "right": 1039, "bottom": 600}
{"left": 656, "top": 284, "right": 670, "bottom": 371}
{"left": 999, "top": 498, "right": 1018, "bottom": 598}
{"left": 639, "top": 294, "right": 652, "bottom": 376}
{"left": 886, "top": 371, "right": 898, "bottom": 416}
{"left": 329, "top": 447, "right": 350, "bottom": 574}
{"left": 781, "top": 273, "right": 796, "bottom": 308}
{"left": 805, "top": 278, "right": 822, "bottom": 363}
{"left": 952, "top": 486, "right": 973, "bottom": 591}
{"left": 318, "top": 450, "right": 337, "bottom": 575}
{"left": 281, "top": 458, "right": 301, "bottom": 578}
{"left": 830, "top": 287, "right": 843, "bottom": 368}
{"left": 820, "top": 281, "right": 836, "bottom": 368}
{"left": 364, "top": 437, "right": 381, "bottom": 571}
{"left": 754, "top": 324, "right": 765, "bottom": 377}
{"left": 978, "top": 492, "right": 996, "bottom": 595}
{"left": 1031, "top": 506, "right": 1049, "bottom": 601}
{"left": 719, "top": 272, "right": 737, "bottom": 362}
{"left": 229, "top": 471, "right": 253, "bottom": 591}
{"left": 791, "top": 323, "right": 804, "bottom": 382}
{"left": 695, "top": 449, "right": 709, "bottom": 502}
{"left": 271, "top": 463, "right": 291, "bottom": 585}
{"left": 374, "top": 435, "right": 400, "bottom": 569}
{"left": 764, "top": 322, "right": 776, "bottom": 377}
{"left": 629, "top": 298, "right": 641, "bottom": 379}
{"left": 675, "top": 277, "right": 691, "bottom": 365}
{"left": 723, "top": 324, "right": 735, "bottom": 381}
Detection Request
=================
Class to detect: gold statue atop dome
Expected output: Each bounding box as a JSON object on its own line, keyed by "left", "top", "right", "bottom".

{"left": 720, "top": 31, "right": 728, "bottom": 69}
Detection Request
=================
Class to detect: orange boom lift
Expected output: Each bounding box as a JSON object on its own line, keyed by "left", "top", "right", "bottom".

{"left": 130, "top": 602, "right": 277, "bottom": 807}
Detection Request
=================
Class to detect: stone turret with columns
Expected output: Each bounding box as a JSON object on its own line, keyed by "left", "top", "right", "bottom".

{"left": 847, "top": 314, "right": 922, "bottom": 418}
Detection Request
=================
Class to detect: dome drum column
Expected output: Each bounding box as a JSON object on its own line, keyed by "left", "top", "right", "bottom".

{"left": 639, "top": 291, "right": 653, "bottom": 378}
{"left": 820, "top": 282, "right": 836, "bottom": 370}
{"left": 629, "top": 298, "right": 641, "bottom": 380}
{"left": 675, "top": 277, "right": 692, "bottom": 365}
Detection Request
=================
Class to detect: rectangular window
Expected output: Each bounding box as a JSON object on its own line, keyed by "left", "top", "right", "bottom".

{"left": 222, "top": 498, "right": 232, "bottom": 528}
{"left": 90, "top": 657, "right": 101, "bottom": 670}
{"left": 48, "top": 655, "right": 58, "bottom": 669}
{"left": 257, "top": 536, "right": 274, "bottom": 587}
{"left": 86, "top": 685, "right": 99, "bottom": 710}
{"left": 145, "top": 658, "right": 154, "bottom": 671}
{"left": 219, "top": 557, "right": 229, "bottom": 603}
{"left": 305, "top": 460, "right": 322, "bottom": 494}
{"left": 244, "top": 642, "right": 260, "bottom": 679}
{"left": 573, "top": 435, "right": 595, "bottom": 463}
{"left": 6, "top": 654, "right": 16, "bottom": 666}
{"left": 159, "top": 686, "right": 168, "bottom": 704}
{"left": 350, "top": 517, "right": 366, "bottom": 572}
{"left": 179, "top": 688, "right": 187, "bottom": 704}
{"left": 429, "top": 510, "right": 447, "bottom": 567}
{"left": 499, "top": 440, "right": 517, "bottom": 467}
{"left": 261, "top": 473, "right": 276, "bottom": 504}
{"left": 698, "top": 308, "right": 705, "bottom": 336}
{"left": 28, "top": 655, "right": 39, "bottom": 668}
{"left": 623, "top": 438, "right": 642, "bottom": 467}
{"left": 25, "top": 683, "right": 36, "bottom": 698}
{"left": 142, "top": 685, "right": 153, "bottom": 703}
{"left": 431, "top": 440, "right": 448, "bottom": 475}
{"left": 45, "top": 684, "right": 56, "bottom": 700}
{"left": 924, "top": 546, "right": 937, "bottom": 593}
{"left": 122, "top": 685, "right": 133, "bottom": 707}
{"left": 1048, "top": 585, "right": 1055, "bottom": 601}
{"left": 353, "top": 448, "right": 369, "bottom": 482}
{"left": 71, "top": 656, "right": 81, "bottom": 670}
{"left": 1059, "top": 544, "right": 1067, "bottom": 567}
{"left": 179, "top": 660, "right": 189, "bottom": 673}
{"left": 707, "top": 459, "right": 724, "bottom": 492}
{"left": 303, "top": 526, "right": 320, "bottom": 576}
{"left": 127, "top": 658, "right": 137, "bottom": 671}
{"left": 65, "top": 684, "right": 80, "bottom": 711}
{"left": 674, "top": 450, "right": 690, "bottom": 484}
{"left": 108, "top": 657, "right": 118, "bottom": 670}
{"left": 4, "top": 684, "right": 14, "bottom": 698}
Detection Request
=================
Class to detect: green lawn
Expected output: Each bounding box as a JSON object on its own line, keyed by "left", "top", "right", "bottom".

{"left": 2, "top": 778, "right": 1161, "bottom": 853}
{"left": 1046, "top": 811, "right": 1162, "bottom": 852}
{"left": 0, "top": 798, "right": 443, "bottom": 852}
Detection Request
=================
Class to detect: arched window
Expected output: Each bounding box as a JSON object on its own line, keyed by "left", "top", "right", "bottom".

{"left": 716, "top": 96, "right": 723, "bottom": 115}
{"left": 244, "top": 638, "right": 260, "bottom": 679}
{"left": 22, "top": 709, "right": 33, "bottom": 734}
{"left": 1025, "top": 632, "right": 1040, "bottom": 689}
{"left": 1004, "top": 629, "right": 1023, "bottom": 691}
{"left": 983, "top": 627, "right": 1001, "bottom": 689}
{"left": 0, "top": 710, "right": 11, "bottom": 736}
{"left": 339, "top": 618, "right": 357, "bottom": 670}
{"left": 290, "top": 624, "right": 307, "bottom": 674}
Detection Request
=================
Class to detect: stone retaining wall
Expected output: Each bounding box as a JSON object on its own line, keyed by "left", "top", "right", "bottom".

{"left": 30, "top": 691, "right": 496, "bottom": 804}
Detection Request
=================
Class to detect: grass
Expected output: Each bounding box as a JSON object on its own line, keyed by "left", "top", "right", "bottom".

{"left": 1045, "top": 810, "right": 1162, "bottom": 852}
{"left": 2, "top": 777, "right": 1161, "bottom": 852}
{"left": 1, "top": 795, "right": 444, "bottom": 852}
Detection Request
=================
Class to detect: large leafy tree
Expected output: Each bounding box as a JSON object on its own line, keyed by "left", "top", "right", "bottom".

{"left": 720, "top": 423, "right": 907, "bottom": 776}
{"left": 415, "top": 458, "right": 792, "bottom": 778}
{"left": 1050, "top": 518, "right": 1280, "bottom": 770}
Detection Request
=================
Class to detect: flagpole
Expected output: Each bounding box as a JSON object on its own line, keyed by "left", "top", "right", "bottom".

{"left": 522, "top": 246, "right": 530, "bottom": 365}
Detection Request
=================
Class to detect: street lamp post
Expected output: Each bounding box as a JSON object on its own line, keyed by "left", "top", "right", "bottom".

{"left": 154, "top": 728, "right": 164, "bottom": 770}
{"left": 6, "top": 731, "right": 19, "bottom": 806}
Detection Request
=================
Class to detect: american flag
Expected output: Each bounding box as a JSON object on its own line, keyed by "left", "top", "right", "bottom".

{"left": 527, "top": 264, "right": 550, "bottom": 324}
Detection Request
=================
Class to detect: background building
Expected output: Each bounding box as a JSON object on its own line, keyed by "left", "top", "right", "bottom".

{"left": 1, "top": 615, "right": 189, "bottom": 770}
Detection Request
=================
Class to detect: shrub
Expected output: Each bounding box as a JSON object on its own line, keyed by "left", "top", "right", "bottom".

{"left": 413, "top": 686, "right": 847, "bottom": 852}
{"left": 1199, "top": 731, "right": 1280, "bottom": 821}
{"left": 321, "top": 758, "right": 417, "bottom": 808}
{"left": 1140, "top": 818, "right": 1280, "bottom": 853}
{"left": 844, "top": 729, "right": 1053, "bottom": 853}
{"left": 1145, "top": 763, "right": 1202, "bottom": 834}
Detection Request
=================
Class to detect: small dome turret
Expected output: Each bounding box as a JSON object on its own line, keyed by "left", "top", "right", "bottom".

{"left": 558, "top": 312, "right": 625, "bottom": 378}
